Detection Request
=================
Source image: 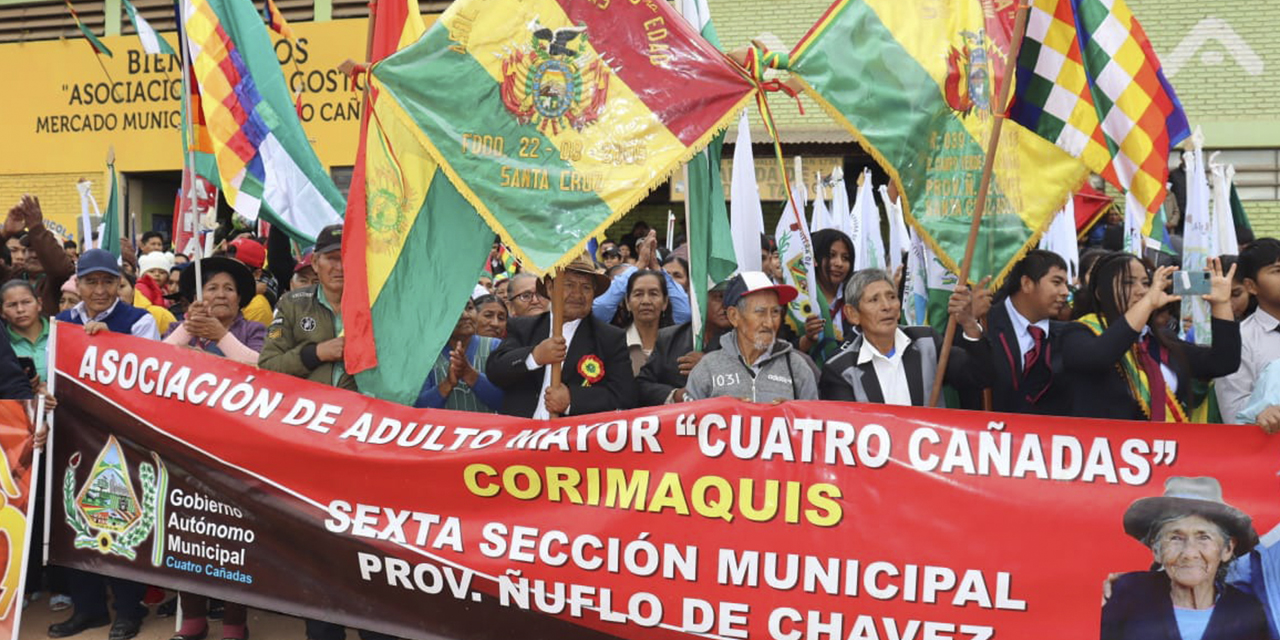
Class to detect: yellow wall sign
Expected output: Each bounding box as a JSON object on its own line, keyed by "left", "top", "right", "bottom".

{"left": 669, "top": 156, "right": 845, "bottom": 202}
{"left": 0, "top": 19, "right": 378, "bottom": 176}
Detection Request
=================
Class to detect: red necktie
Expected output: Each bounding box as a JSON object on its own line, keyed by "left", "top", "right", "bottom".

{"left": 1137, "top": 335, "right": 1167, "bottom": 421}
{"left": 1023, "top": 325, "right": 1045, "bottom": 375}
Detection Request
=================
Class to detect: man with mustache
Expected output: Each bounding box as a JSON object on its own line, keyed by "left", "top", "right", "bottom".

{"left": 487, "top": 257, "right": 635, "bottom": 418}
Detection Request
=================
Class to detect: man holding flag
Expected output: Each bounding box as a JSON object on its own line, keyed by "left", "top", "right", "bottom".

{"left": 487, "top": 257, "right": 635, "bottom": 419}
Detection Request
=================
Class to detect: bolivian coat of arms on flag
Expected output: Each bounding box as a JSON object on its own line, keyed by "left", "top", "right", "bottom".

{"left": 499, "top": 19, "right": 611, "bottom": 135}
{"left": 370, "top": 0, "right": 756, "bottom": 274}
{"left": 788, "top": 0, "right": 1091, "bottom": 285}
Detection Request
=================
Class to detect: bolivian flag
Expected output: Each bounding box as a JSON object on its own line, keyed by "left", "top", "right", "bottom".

{"left": 789, "top": 0, "right": 1090, "bottom": 284}
{"left": 370, "top": 0, "right": 756, "bottom": 275}
{"left": 343, "top": 0, "right": 497, "bottom": 405}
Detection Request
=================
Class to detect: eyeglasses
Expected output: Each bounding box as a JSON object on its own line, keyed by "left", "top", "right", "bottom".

{"left": 510, "top": 291, "right": 539, "bottom": 303}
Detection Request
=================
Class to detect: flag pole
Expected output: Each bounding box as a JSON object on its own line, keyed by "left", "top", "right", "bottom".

{"left": 927, "top": 1, "right": 1031, "bottom": 407}
{"left": 177, "top": 1, "right": 204, "bottom": 301}
{"left": 682, "top": 164, "right": 704, "bottom": 349}
{"left": 548, "top": 271, "right": 565, "bottom": 419}
{"left": 106, "top": 145, "right": 119, "bottom": 250}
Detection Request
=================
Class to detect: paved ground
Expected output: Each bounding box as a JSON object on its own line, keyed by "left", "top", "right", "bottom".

{"left": 18, "top": 594, "right": 304, "bottom": 640}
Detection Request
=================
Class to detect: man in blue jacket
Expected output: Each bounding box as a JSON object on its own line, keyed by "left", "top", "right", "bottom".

{"left": 50, "top": 248, "right": 156, "bottom": 640}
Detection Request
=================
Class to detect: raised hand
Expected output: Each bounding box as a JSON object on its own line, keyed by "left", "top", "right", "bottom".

{"left": 2, "top": 201, "right": 23, "bottom": 238}
{"left": 1203, "top": 256, "right": 1236, "bottom": 306}
{"left": 16, "top": 196, "right": 43, "bottom": 228}
{"left": 1142, "top": 265, "right": 1182, "bottom": 310}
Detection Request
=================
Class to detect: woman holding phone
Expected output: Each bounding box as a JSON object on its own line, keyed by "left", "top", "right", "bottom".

{"left": 1061, "top": 252, "right": 1240, "bottom": 421}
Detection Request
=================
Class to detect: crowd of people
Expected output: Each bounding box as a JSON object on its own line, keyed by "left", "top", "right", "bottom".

{"left": 2, "top": 194, "right": 1280, "bottom": 639}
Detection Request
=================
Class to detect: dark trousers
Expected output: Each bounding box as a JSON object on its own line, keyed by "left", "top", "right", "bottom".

{"left": 67, "top": 569, "right": 146, "bottom": 620}
{"left": 25, "top": 477, "right": 67, "bottom": 596}
{"left": 305, "top": 619, "right": 395, "bottom": 640}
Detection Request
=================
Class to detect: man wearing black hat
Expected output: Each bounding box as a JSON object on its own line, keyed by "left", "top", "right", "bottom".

{"left": 487, "top": 257, "right": 636, "bottom": 418}
{"left": 260, "top": 224, "right": 355, "bottom": 391}
{"left": 50, "top": 247, "right": 156, "bottom": 639}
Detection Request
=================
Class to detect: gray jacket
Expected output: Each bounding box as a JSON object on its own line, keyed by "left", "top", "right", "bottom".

{"left": 685, "top": 332, "right": 818, "bottom": 402}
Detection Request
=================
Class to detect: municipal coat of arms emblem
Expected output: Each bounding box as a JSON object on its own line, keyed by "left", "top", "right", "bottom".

{"left": 64, "top": 436, "right": 167, "bottom": 562}
{"left": 500, "top": 17, "right": 611, "bottom": 135}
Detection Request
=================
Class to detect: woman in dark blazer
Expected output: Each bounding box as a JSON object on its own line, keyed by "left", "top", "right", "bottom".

{"left": 1061, "top": 252, "right": 1239, "bottom": 421}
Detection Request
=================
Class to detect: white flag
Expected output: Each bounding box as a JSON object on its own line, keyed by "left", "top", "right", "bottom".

{"left": 122, "top": 0, "right": 176, "bottom": 56}
{"left": 880, "top": 184, "right": 909, "bottom": 274}
{"left": 829, "top": 167, "right": 852, "bottom": 238}
{"left": 775, "top": 179, "right": 820, "bottom": 326}
{"left": 729, "top": 112, "right": 764, "bottom": 273}
{"left": 1181, "top": 127, "right": 1212, "bottom": 345}
{"left": 809, "top": 171, "right": 834, "bottom": 234}
{"left": 675, "top": 0, "right": 711, "bottom": 33}
{"left": 904, "top": 228, "right": 929, "bottom": 326}
{"left": 76, "top": 180, "right": 100, "bottom": 250}
{"left": 851, "top": 169, "right": 884, "bottom": 270}
{"left": 1122, "top": 190, "right": 1146, "bottom": 257}
{"left": 1038, "top": 197, "right": 1079, "bottom": 282}
{"left": 1209, "top": 156, "right": 1239, "bottom": 257}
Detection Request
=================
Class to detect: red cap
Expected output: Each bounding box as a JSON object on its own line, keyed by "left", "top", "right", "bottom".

{"left": 228, "top": 237, "right": 266, "bottom": 269}
{"left": 294, "top": 248, "right": 314, "bottom": 273}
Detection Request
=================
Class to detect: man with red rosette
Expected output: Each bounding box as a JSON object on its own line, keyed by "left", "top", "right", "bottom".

{"left": 487, "top": 256, "right": 635, "bottom": 418}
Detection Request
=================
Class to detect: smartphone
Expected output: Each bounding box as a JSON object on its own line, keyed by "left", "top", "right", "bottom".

{"left": 16, "top": 357, "right": 36, "bottom": 382}
{"left": 1172, "top": 270, "right": 1212, "bottom": 296}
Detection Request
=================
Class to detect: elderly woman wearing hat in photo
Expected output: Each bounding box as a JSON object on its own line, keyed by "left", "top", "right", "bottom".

{"left": 161, "top": 255, "right": 262, "bottom": 639}
{"left": 162, "top": 256, "right": 265, "bottom": 366}
{"left": 1101, "top": 476, "right": 1269, "bottom": 640}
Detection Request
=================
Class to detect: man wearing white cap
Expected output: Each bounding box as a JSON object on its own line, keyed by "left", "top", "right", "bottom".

{"left": 684, "top": 271, "right": 818, "bottom": 403}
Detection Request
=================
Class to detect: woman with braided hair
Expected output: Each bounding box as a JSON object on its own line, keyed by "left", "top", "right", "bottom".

{"left": 1061, "top": 251, "right": 1240, "bottom": 421}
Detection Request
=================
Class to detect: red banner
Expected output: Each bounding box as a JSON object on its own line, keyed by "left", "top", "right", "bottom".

{"left": 0, "top": 401, "right": 40, "bottom": 640}
{"left": 49, "top": 325, "right": 1280, "bottom": 639}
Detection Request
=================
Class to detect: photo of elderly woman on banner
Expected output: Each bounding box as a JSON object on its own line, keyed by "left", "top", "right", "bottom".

{"left": 1102, "top": 477, "right": 1270, "bottom": 640}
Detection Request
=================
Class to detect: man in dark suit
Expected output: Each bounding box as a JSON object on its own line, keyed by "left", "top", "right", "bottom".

{"left": 488, "top": 258, "right": 635, "bottom": 417}
{"left": 983, "top": 250, "right": 1072, "bottom": 415}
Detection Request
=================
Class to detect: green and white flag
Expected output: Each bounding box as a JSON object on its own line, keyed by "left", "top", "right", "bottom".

{"left": 100, "top": 164, "right": 121, "bottom": 258}
{"left": 122, "top": 0, "right": 176, "bottom": 56}
{"left": 677, "top": 0, "right": 737, "bottom": 348}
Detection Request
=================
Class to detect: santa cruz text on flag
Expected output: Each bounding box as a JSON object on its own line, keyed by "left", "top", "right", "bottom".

{"left": 370, "top": 0, "right": 756, "bottom": 274}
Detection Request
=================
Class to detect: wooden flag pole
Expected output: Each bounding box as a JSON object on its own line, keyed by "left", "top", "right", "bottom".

{"left": 548, "top": 271, "right": 566, "bottom": 419}
{"left": 682, "top": 163, "right": 705, "bottom": 350}
{"left": 927, "top": 1, "right": 1031, "bottom": 407}
{"left": 106, "top": 145, "right": 121, "bottom": 249}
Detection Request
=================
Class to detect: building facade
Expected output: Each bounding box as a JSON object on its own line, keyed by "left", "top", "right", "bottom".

{"left": 0, "top": 0, "right": 1275, "bottom": 245}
